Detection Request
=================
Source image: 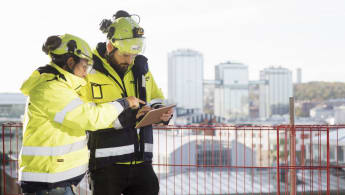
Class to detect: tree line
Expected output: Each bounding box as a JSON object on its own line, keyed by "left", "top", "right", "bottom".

{"left": 294, "top": 82, "right": 345, "bottom": 101}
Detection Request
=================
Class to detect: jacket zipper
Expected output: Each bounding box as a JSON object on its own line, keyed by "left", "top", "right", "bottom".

{"left": 120, "top": 77, "right": 128, "bottom": 97}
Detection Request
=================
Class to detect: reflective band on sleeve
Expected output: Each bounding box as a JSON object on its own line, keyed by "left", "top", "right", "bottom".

{"left": 113, "top": 118, "right": 123, "bottom": 129}
{"left": 145, "top": 143, "right": 153, "bottom": 153}
{"left": 109, "top": 101, "right": 124, "bottom": 114}
{"left": 21, "top": 139, "right": 87, "bottom": 156}
{"left": 54, "top": 98, "right": 84, "bottom": 124}
{"left": 95, "top": 145, "right": 134, "bottom": 158}
{"left": 142, "top": 75, "right": 146, "bottom": 87}
{"left": 19, "top": 163, "right": 87, "bottom": 183}
{"left": 149, "top": 98, "right": 164, "bottom": 106}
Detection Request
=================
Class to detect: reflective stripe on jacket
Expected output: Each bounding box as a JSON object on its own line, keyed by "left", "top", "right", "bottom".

{"left": 19, "top": 63, "right": 124, "bottom": 186}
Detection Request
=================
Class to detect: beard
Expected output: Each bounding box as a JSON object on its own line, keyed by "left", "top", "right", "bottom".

{"left": 114, "top": 63, "right": 129, "bottom": 74}
{"left": 108, "top": 56, "right": 129, "bottom": 75}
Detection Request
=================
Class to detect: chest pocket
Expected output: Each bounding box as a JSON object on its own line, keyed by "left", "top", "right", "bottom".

{"left": 91, "top": 82, "right": 124, "bottom": 103}
{"left": 91, "top": 83, "right": 103, "bottom": 99}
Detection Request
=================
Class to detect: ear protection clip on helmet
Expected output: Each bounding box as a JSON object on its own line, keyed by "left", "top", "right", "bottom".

{"left": 132, "top": 27, "right": 144, "bottom": 38}
{"left": 107, "top": 27, "right": 144, "bottom": 43}
{"left": 66, "top": 39, "right": 93, "bottom": 65}
{"left": 100, "top": 19, "right": 113, "bottom": 34}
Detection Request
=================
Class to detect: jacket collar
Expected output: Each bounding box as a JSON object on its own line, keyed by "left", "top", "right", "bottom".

{"left": 50, "top": 63, "right": 86, "bottom": 90}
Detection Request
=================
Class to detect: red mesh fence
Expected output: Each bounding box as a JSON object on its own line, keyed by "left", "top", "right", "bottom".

{"left": 2, "top": 123, "right": 345, "bottom": 194}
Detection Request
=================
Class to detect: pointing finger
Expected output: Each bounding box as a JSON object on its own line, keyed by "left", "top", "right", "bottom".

{"left": 138, "top": 99, "right": 146, "bottom": 104}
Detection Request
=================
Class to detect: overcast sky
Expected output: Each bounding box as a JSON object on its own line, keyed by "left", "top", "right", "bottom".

{"left": 1, "top": 0, "right": 344, "bottom": 95}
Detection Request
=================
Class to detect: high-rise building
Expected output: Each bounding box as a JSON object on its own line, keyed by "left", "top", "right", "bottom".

{"left": 259, "top": 67, "right": 293, "bottom": 119}
{"left": 214, "top": 61, "right": 249, "bottom": 120}
{"left": 168, "top": 49, "right": 203, "bottom": 112}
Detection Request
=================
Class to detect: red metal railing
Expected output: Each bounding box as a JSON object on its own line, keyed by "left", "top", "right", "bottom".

{"left": 2, "top": 123, "right": 345, "bottom": 194}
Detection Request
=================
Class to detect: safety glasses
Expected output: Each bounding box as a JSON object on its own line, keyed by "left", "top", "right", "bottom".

{"left": 116, "top": 50, "right": 137, "bottom": 59}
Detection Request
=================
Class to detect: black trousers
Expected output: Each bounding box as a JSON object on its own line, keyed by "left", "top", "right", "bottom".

{"left": 89, "top": 163, "right": 159, "bottom": 195}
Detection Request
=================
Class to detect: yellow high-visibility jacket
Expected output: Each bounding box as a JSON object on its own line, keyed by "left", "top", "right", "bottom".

{"left": 19, "top": 63, "right": 126, "bottom": 187}
{"left": 80, "top": 43, "right": 165, "bottom": 169}
{"left": 82, "top": 50, "right": 164, "bottom": 105}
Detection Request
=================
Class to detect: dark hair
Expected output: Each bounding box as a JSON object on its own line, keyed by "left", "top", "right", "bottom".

{"left": 42, "top": 35, "right": 80, "bottom": 68}
{"left": 42, "top": 35, "right": 61, "bottom": 55}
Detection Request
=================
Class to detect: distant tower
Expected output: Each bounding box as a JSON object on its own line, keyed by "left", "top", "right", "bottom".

{"left": 214, "top": 61, "right": 249, "bottom": 120}
{"left": 259, "top": 67, "right": 293, "bottom": 119}
{"left": 168, "top": 49, "right": 203, "bottom": 112}
{"left": 296, "top": 68, "right": 302, "bottom": 84}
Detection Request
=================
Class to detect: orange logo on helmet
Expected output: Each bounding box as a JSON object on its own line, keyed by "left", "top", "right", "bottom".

{"left": 136, "top": 28, "right": 144, "bottom": 35}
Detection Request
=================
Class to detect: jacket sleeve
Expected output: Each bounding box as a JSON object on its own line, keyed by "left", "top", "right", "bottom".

{"left": 148, "top": 72, "right": 173, "bottom": 125}
{"left": 34, "top": 82, "right": 128, "bottom": 131}
{"left": 148, "top": 72, "right": 165, "bottom": 108}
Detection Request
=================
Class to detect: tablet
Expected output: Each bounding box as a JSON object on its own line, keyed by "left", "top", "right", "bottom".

{"left": 135, "top": 104, "right": 176, "bottom": 128}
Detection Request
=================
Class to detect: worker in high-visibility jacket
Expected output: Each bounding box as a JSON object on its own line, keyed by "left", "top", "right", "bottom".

{"left": 19, "top": 34, "right": 144, "bottom": 195}
{"left": 81, "top": 11, "right": 173, "bottom": 195}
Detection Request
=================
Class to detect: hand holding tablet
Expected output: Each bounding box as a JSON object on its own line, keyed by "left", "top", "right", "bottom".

{"left": 135, "top": 104, "right": 176, "bottom": 128}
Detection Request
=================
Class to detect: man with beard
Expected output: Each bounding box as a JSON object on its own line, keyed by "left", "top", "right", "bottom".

{"left": 82, "top": 10, "right": 173, "bottom": 195}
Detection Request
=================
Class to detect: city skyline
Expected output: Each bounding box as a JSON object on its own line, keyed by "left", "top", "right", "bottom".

{"left": 2, "top": 0, "right": 345, "bottom": 96}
